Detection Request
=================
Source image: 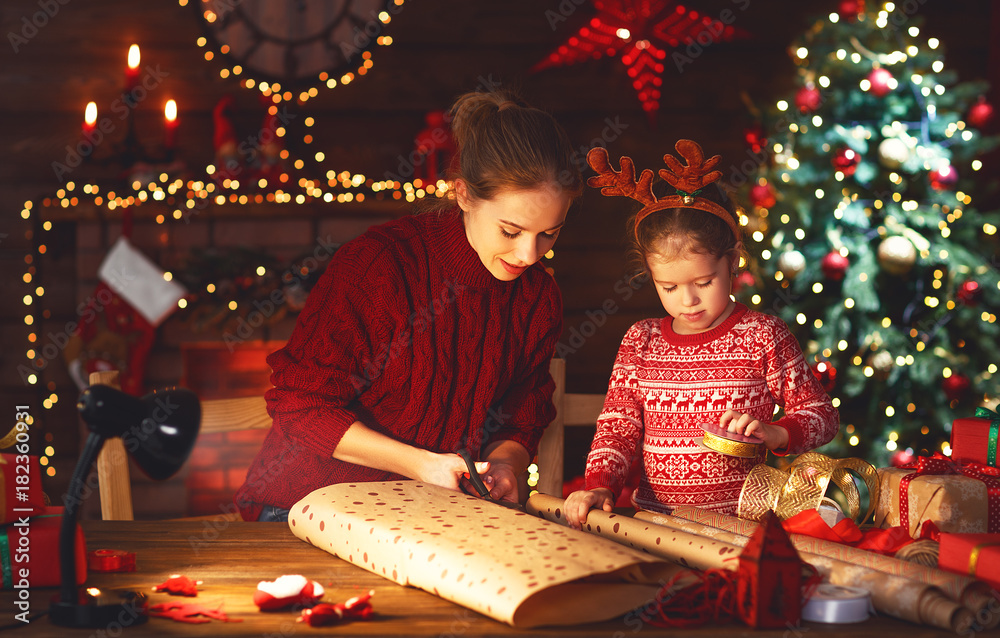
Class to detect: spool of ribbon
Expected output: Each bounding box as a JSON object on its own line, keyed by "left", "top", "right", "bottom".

{"left": 974, "top": 406, "right": 999, "bottom": 468}
{"left": 800, "top": 584, "right": 872, "bottom": 624}
{"left": 737, "top": 452, "right": 880, "bottom": 524}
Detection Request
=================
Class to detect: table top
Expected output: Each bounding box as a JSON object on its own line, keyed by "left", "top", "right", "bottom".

{"left": 0, "top": 519, "right": 989, "bottom": 637}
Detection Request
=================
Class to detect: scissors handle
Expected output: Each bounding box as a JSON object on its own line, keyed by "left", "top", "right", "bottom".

{"left": 457, "top": 448, "right": 491, "bottom": 498}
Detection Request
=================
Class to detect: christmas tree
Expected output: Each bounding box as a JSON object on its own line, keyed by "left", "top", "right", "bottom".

{"left": 737, "top": 1, "right": 1000, "bottom": 466}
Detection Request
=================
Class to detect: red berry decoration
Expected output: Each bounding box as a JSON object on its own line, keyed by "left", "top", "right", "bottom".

{"left": 795, "top": 84, "right": 822, "bottom": 113}
{"left": 968, "top": 97, "right": 994, "bottom": 128}
{"left": 749, "top": 182, "right": 777, "bottom": 209}
{"left": 942, "top": 372, "right": 971, "bottom": 402}
{"left": 867, "top": 67, "right": 895, "bottom": 97}
{"left": 832, "top": 146, "right": 860, "bottom": 176}
{"left": 928, "top": 164, "right": 958, "bottom": 190}
{"left": 812, "top": 361, "right": 837, "bottom": 392}
{"left": 956, "top": 280, "right": 982, "bottom": 306}
{"left": 839, "top": 0, "right": 865, "bottom": 20}
{"left": 821, "top": 251, "right": 850, "bottom": 280}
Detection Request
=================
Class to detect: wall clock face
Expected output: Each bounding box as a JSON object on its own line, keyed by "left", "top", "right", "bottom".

{"left": 198, "top": 0, "right": 391, "bottom": 85}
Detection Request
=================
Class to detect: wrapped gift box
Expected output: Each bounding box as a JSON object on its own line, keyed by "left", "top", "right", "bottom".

{"left": 950, "top": 415, "right": 998, "bottom": 468}
{"left": 1, "top": 506, "right": 87, "bottom": 589}
{"left": 875, "top": 466, "right": 995, "bottom": 537}
{"left": 1, "top": 453, "right": 46, "bottom": 524}
{"left": 938, "top": 533, "right": 1000, "bottom": 590}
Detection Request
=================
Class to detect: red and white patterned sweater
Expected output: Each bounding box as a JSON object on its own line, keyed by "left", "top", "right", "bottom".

{"left": 584, "top": 304, "right": 839, "bottom": 515}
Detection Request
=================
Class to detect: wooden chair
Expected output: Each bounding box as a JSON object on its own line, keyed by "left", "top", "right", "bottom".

{"left": 92, "top": 359, "right": 604, "bottom": 519}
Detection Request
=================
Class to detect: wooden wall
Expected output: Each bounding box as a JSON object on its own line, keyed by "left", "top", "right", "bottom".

{"left": 1, "top": 0, "right": 996, "bottom": 508}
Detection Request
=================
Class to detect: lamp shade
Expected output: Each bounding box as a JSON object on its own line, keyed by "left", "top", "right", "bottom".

{"left": 77, "top": 384, "right": 201, "bottom": 480}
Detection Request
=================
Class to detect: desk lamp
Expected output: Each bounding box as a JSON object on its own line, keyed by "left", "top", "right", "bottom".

{"left": 49, "top": 383, "right": 201, "bottom": 628}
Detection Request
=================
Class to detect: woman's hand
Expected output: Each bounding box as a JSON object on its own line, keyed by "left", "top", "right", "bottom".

{"left": 416, "top": 451, "right": 490, "bottom": 492}
{"left": 564, "top": 488, "right": 614, "bottom": 530}
{"left": 480, "top": 460, "right": 520, "bottom": 503}
{"left": 719, "top": 410, "right": 789, "bottom": 452}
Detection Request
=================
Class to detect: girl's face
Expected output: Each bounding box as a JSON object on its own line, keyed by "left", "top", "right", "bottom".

{"left": 457, "top": 181, "right": 571, "bottom": 281}
{"left": 647, "top": 246, "right": 738, "bottom": 335}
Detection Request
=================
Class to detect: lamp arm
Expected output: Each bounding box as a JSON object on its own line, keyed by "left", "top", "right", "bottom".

{"left": 59, "top": 431, "right": 107, "bottom": 604}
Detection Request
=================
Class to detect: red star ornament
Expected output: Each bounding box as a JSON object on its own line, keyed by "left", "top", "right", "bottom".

{"left": 533, "top": 1, "right": 747, "bottom": 122}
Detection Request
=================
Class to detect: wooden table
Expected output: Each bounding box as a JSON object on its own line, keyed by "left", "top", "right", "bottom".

{"left": 0, "top": 520, "right": 988, "bottom": 637}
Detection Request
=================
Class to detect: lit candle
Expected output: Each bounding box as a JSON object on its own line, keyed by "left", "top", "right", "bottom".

{"left": 83, "top": 102, "right": 97, "bottom": 135}
{"left": 126, "top": 44, "right": 140, "bottom": 91}
{"left": 164, "top": 99, "right": 178, "bottom": 150}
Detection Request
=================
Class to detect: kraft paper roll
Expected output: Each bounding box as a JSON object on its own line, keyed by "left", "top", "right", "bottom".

{"left": 288, "top": 481, "right": 691, "bottom": 629}
{"left": 660, "top": 504, "right": 996, "bottom": 624}
{"left": 631, "top": 505, "right": 978, "bottom": 633}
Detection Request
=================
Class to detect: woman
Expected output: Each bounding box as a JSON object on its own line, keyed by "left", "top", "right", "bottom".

{"left": 235, "top": 89, "right": 583, "bottom": 521}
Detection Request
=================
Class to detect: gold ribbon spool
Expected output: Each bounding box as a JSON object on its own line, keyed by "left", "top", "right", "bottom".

{"left": 737, "top": 452, "right": 880, "bottom": 524}
{"left": 702, "top": 429, "right": 762, "bottom": 458}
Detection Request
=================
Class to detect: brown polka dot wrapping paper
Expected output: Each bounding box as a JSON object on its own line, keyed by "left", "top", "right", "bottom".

{"left": 288, "top": 481, "right": 690, "bottom": 628}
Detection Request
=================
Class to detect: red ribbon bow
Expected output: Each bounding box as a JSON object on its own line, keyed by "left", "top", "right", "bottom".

{"left": 898, "top": 453, "right": 1000, "bottom": 533}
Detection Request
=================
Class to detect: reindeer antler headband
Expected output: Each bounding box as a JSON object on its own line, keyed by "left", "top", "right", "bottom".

{"left": 587, "top": 140, "right": 740, "bottom": 242}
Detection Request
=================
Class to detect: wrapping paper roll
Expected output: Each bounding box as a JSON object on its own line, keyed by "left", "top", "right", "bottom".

{"left": 632, "top": 505, "right": 981, "bottom": 633}
{"left": 288, "top": 481, "right": 691, "bottom": 628}
{"left": 661, "top": 504, "right": 996, "bottom": 619}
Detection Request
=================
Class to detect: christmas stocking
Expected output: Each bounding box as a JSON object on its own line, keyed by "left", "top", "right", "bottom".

{"left": 66, "top": 236, "right": 186, "bottom": 395}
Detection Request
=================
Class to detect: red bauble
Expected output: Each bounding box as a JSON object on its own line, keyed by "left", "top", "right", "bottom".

{"left": 821, "top": 251, "right": 850, "bottom": 280}
{"left": 744, "top": 125, "right": 767, "bottom": 154}
{"left": 942, "top": 373, "right": 971, "bottom": 402}
{"left": 812, "top": 361, "right": 837, "bottom": 392}
{"left": 832, "top": 147, "right": 860, "bottom": 176}
{"left": 929, "top": 164, "right": 958, "bottom": 190}
{"left": 749, "top": 182, "right": 777, "bottom": 208}
{"left": 732, "top": 271, "right": 756, "bottom": 294}
{"left": 968, "top": 97, "right": 994, "bottom": 128}
{"left": 867, "top": 67, "right": 895, "bottom": 98}
{"left": 890, "top": 448, "right": 916, "bottom": 468}
{"left": 956, "top": 280, "right": 982, "bottom": 306}
{"left": 795, "top": 85, "right": 822, "bottom": 113}
{"left": 838, "top": 0, "right": 865, "bottom": 20}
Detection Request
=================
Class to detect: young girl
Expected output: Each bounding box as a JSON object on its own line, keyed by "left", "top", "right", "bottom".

{"left": 564, "top": 140, "right": 838, "bottom": 527}
{"left": 236, "top": 89, "right": 583, "bottom": 522}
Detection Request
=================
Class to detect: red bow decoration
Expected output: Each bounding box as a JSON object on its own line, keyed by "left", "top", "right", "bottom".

{"left": 153, "top": 575, "right": 202, "bottom": 597}
{"left": 297, "top": 590, "right": 375, "bottom": 627}
{"left": 899, "top": 452, "right": 1000, "bottom": 533}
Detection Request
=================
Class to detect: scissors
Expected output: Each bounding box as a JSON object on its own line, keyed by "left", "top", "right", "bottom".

{"left": 456, "top": 448, "right": 524, "bottom": 511}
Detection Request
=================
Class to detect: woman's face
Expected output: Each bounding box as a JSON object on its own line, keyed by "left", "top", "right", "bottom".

{"left": 458, "top": 181, "right": 571, "bottom": 281}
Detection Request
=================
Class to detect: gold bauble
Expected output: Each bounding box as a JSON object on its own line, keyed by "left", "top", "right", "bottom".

{"left": 877, "top": 236, "right": 916, "bottom": 275}
{"left": 867, "top": 350, "right": 894, "bottom": 381}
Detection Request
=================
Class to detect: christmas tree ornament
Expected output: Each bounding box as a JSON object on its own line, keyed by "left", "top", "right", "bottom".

{"left": 876, "top": 236, "right": 916, "bottom": 275}
{"left": 831, "top": 146, "right": 860, "bottom": 176}
{"left": 795, "top": 84, "right": 822, "bottom": 113}
{"left": 820, "top": 250, "right": 849, "bottom": 280}
{"left": 777, "top": 250, "right": 806, "bottom": 279}
{"left": 744, "top": 125, "right": 767, "bottom": 154}
{"left": 967, "top": 96, "right": 994, "bottom": 128}
{"left": 890, "top": 448, "right": 916, "bottom": 468}
{"left": 812, "top": 360, "right": 837, "bottom": 392}
{"left": 732, "top": 270, "right": 756, "bottom": 294}
{"left": 929, "top": 163, "right": 958, "bottom": 190}
{"left": 941, "top": 372, "right": 971, "bottom": 402}
{"left": 838, "top": 0, "right": 865, "bottom": 20}
{"left": 749, "top": 182, "right": 777, "bottom": 208}
{"left": 867, "top": 67, "right": 895, "bottom": 98}
{"left": 956, "top": 280, "right": 982, "bottom": 306}
{"left": 877, "top": 137, "right": 911, "bottom": 169}
{"left": 867, "top": 350, "right": 894, "bottom": 381}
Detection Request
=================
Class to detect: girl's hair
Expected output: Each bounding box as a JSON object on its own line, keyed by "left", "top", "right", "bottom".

{"left": 436, "top": 89, "right": 583, "bottom": 207}
{"left": 626, "top": 182, "right": 745, "bottom": 275}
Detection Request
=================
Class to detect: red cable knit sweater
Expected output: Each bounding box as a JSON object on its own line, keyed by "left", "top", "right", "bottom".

{"left": 235, "top": 210, "right": 562, "bottom": 521}
{"left": 584, "top": 304, "right": 839, "bottom": 515}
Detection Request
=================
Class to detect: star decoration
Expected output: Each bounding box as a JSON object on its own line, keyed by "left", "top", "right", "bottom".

{"left": 532, "top": 1, "right": 747, "bottom": 121}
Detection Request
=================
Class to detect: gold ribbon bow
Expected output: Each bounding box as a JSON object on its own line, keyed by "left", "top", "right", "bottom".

{"left": 737, "top": 452, "right": 880, "bottom": 524}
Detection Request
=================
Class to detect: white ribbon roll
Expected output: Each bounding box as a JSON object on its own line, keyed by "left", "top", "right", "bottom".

{"left": 801, "top": 584, "right": 873, "bottom": 624}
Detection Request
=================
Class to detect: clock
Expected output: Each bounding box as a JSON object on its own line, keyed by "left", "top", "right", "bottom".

{"left": 196, "top": 0, "right": 393, "bottom": 86}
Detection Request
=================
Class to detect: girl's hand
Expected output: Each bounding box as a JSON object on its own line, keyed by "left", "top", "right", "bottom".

{"left": 719, "top": 410, "right": 789, "bottom": 452}
{"left": 480, "top": 461, "right": 520, "bottom": 504}
{"left": 564, "top": 488, "right": 615, "bottom": 530}
{"left": 418, "top": 451, "right": 490, "bottom": 492}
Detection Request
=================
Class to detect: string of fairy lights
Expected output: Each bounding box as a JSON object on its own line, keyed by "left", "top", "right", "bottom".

{"left": 18, "top": 0, "right": 428, "bottom": 476}
{"left": 742, "top": 4, "right": 999, "bottom": 457}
